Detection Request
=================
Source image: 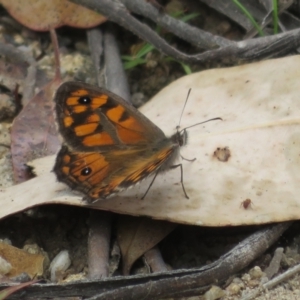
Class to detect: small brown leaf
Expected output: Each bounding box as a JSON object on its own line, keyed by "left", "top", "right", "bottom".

{"left": 0, "top": 0, "right": 107, "bottom": 31}
{"left": 0, "top": 242, "right": 45, "bottom": 279}
{"left": 11, "top": 78, "right": 61, "bottom": 183}
{"left": 117, "top": 216, "right": 176, "bottom": 275}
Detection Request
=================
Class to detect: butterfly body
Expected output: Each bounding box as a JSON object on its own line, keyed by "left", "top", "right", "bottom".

{"left": 53, "top": 82, "right": 186, "bottom": 202}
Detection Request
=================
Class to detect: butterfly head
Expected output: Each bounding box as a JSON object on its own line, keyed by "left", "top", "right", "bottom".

{"left": 173, "top": 125, "right": 188, "bottom": 147}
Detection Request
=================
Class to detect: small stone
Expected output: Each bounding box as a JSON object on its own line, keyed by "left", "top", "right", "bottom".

{"left": 248, "top": 279, "right": 260, "bottom": 288}
{"left": 249, "top": 266, "right": 265, "bottom": 279}
{"left": 23, "top": 243, "right": 41, "bottom": 255}
{"left": 0, "top": 238, "right": 12, "bottom": 245}
{"left": 131, "top": 92, "right": 146, "bottom": 107}
{"left": 49, "top": 250, "right": 71, "bottom": 282}
{"left": 260, "top": 276, "right": 269, "bottom": 284}
{"left": 226, "top": 282, "right": 241, "bottom": 295}
{"left": 232, "top": 277, "right": 244, "bottom": 286}
{"left": 217, "top": 21, "right": 231, "bottom": 34}
{"left": 241, "top": 273, "right": 251, "bottom": 283}
{"left": 0, "top": 256, "right": 12, "bottom": 275}
{"left": 62, "top": 272, "right": 86, "bottom": 283}
{"left": 204, "top": 285, "right": 225, "bottom": 300}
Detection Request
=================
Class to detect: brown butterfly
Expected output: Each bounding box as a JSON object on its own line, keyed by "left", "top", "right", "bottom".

{"left": 53, "top": 81, "right": 219, "bottom": 202}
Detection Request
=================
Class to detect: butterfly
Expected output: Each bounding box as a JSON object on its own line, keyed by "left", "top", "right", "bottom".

{"left": 53, "top": 81, "right": 192, "bottom": 203}
{"left": 53, "top": 82, "right": 220, "bottom": 203}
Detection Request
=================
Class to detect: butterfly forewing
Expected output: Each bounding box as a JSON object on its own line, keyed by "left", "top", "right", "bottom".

{"left": 54, "top": 82, "right": 165, "bottom": 151}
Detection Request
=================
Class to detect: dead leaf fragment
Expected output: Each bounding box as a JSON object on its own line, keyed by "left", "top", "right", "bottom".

{"left": 0, "top": 0, "right": 107, "bottom": 31}
{"left": 117, "top": 216, "right": 176, "bottom": 275}
{"left": 10, "top": 78, "right": 61, "bottom": 183}
{"left": 0, "top": 242, "right": 45, "bottom": 278}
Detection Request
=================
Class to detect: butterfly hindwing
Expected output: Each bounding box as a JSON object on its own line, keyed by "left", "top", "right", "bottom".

{"left": 54, "top": 140, "right": 179, "bottom": 201}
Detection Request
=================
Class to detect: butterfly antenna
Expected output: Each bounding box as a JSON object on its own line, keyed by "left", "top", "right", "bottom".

{"left": 177, "top": 88, "right": 192, "bottom": 129}
{"left": 181, "top": 117, "right": 222, "bottom": 132}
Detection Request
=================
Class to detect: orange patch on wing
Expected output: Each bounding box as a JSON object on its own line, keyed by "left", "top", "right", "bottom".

{"left": 63, "top": 154, "right": 71, "bottom": 164}
{"left": 71, "top": 153, "right": 109, "bottom": 184}
{"left": 66, "top": 97, "right": 81, "bottom": 105}
{"left": 91, "top": 95, "right": 108, "bottom": 110}
{"left": 66, "top": 94, "right": 108, "bottom": 111}
{"left": 72, "top": 105, "right": 88, "bottom": 113}
{"left": 75, "top": 123, "right": 98, "bottom": 136}
{"left": 87, "top": 114, "right": 100, "bottom": 123}
{"left": 64, "top": 116, "right": 74, "bottom": 127}
{"left": 105, "top": 105, "right": 148, "bottom": 143}
{"left": 126, "top": 147, "right": 174, "bottom": 182}
{"left": 83, "top": 133, "right": 114, "bottom": 146}
{"left": 106, "top": 105, "right": 125, "bottom": 123}
{"left": 62, "top": 166, "right": 70, "bottom": 175}
{"left": 90, "top": 176, "right": 123, "bottom": 199}
{"left": 157, "top": 148, "right": 173, "bottom": 160}
{"left": 119, "top": 115, "right": 142, "bottom": 131}
{"left": 116, "top": 126, "right": 145, "bottom": 144}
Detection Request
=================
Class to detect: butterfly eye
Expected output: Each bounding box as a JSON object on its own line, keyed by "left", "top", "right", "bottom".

{"left": 78, "top": 96, "right": 91, "bottom": 104}
{"left": 81, "top": 167, "right": 92, "bottom": 176}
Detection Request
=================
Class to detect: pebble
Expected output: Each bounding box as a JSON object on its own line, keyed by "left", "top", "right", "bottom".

{"left": 49, "top": 250, "right": 71, "bottom": 282}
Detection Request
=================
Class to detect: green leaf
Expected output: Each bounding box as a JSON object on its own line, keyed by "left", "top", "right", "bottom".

{"left": 180, "top": 12, "right": 200, "bottom": 23}
{"left": 232, "top": 0, "right": 264, "bottom": 36}
{"left": 123, "top": 58, "right": 147, "bottom": 70}
{"left": 273, "top": 0, "right": 278, "bottom": 34}
{"left": 134, "top": 44, "right": 155, "bottom": 59}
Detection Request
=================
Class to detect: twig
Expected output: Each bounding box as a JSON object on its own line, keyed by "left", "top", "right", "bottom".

{"left": 122, "top": 0, "right": 232, "bottom": 49}
{"left": 87, "top": 23, "right": 132, "bottom": 279}
{"left": 242, "top": 257, "right": 300, "bottom": 300}
{"left": 88, "top": 211, "right": 112, "bottom": 279}
{"left": 49, "top": 28, "right": 61, "bottom": 81}
{"left": 70, "top": 0, "right": 300, "bottom": 63}
{"left": 264, "top": 247, "right": 284, "bottom": 279}
{"left": 103, "top": 23, "right": 131, "bottom": 102}
{"left": 3, "top": 223, "right": 291, "bottom": 298}
{"left": 87, "top": 27, "right": 104, "bottom": 86}
{"left": 244, "top": 0, "right": 293, "bottom": 39}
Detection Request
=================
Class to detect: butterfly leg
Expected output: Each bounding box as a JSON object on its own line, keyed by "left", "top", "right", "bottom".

{"left": 141, "top": 163, "right": 190, "bottom": 200}
{"left": 170, "top": 163, "right": 189, "bottom": 199}
{"left": 180, "top": 154, "right": 196, "bottom": 162}
{"left": 141, "top": 171, "right": 160, "bottom": 200}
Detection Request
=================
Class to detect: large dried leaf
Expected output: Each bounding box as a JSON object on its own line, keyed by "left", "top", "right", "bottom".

{"left": 2, "top": 55, "right": 300, "bottom": 226}
{"left": 117, "top": 216, "right": 176, "bottom": 275}
{"left": 0, "top": 0, "right": 106, "bottom": 31}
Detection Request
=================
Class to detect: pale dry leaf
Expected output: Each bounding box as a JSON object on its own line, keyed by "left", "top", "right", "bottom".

{"left": 2, "top": 55, "right": 300, "bottom": 226}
